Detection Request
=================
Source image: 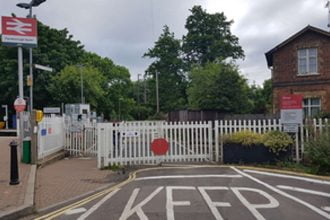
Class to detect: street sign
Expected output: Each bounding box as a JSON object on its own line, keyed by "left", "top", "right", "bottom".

{"left": 43, "top": 107, "right": 61, "bottom": 114}
{"left": 121, "top": 131, "right": 140, "bottom": 138}
{"left": 151, "top": 138, "right": 169, "bottom": 155}
{"left": 34, "top": 64, "right": 53, "bottom": 72}
{"left": 280, "top": 109, "right": 303, "bottom": 124}
{"left": 1, "top": 16, "right": 37, "bottom": 48}
{"left": 14, "top": 97, "right": 26, "bottom": 112}
{"left": 280, "top": 95, "right": 303, "bottom": 131}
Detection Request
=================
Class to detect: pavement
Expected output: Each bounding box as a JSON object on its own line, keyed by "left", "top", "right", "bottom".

{"left": 0, "top": 137, "right": 32, "bottom": 219}
{"left": 0, "top": 136, "right": 119, "bottom": 220}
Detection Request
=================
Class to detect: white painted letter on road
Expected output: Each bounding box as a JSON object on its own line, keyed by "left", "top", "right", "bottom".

{"left": 198, "top": 187, "right": 231, "bottom": 220}
{"left": 166, "top": 186, "right": 196, "bottom": 220}
{"left": 119, "top": 187, "right": 163, "bottom": 220}
{"left": 231, "top": 187, "right": 279, "bottom": 220}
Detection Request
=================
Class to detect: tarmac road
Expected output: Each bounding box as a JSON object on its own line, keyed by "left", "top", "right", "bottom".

{"left": 36, "top": 166, "right": 330, "bottom": 220}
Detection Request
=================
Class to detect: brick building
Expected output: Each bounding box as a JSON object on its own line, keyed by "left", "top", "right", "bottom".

{"left": 265, "top": 25, "right": 330, "bottom": 117}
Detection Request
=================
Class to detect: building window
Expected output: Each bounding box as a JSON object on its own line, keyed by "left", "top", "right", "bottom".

{"left": 303, "top": 97, "right": 321, "bottom": 117}
{"left": 298, "top": 48, "right": 318, "bottom": 75}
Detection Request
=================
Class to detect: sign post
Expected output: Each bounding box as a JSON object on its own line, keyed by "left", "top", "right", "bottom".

{"left": 280, "top": 94, "right": 303, "bottom": 163}
{"left": 1, "top": 16, "right": 37, "bottom": 157}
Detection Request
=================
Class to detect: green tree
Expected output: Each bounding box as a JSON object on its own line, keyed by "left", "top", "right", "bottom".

{"left": 187, "top": 62, "right": 252, "bottom": 113}
{"left": 182, "top": 5, "right": 244, "bottom": 67}
{"left": 248, "top": 79, "right": 272, "bottom": 114}
{"left": 81, "top": 52, "right": 134, "bottom": 120}
{"left": 262, "top": 79, "right": 272, "bottom": 112}
{"left": 143, "top": 25, "right": 187, "bottom": 113}
{"left": 48, "top": 65, "right": 105, "bottom": 109}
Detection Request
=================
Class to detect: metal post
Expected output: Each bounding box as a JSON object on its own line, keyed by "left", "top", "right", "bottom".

{"left": 30, "top": 110, "right": 37, "bottom": 164}
{"left": 10, "top": 140, "right": 20, "bottom": 185}
{"left": 18, "top": 47, "right": 24, "bottom": 99}
{"left": 18, "top": 47, "right": 24, "bottom": 155}
{"left": 29, "top": 7, "right": 33, "bottom": 112}
{"left": 155, "top": 72, "right": 159, "bottom": 113}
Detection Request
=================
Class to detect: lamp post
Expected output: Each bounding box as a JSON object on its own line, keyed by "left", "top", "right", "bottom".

{"left": 137, "top": 74, "right": 141, "bottom": 120}
{"left": 17, "top": 0, "right": 47, "bottom": 113}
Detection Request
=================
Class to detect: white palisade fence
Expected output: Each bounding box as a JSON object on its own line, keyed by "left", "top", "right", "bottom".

{"left": 214, "top": 118, "right": 329, "bottom": 163}
{"left": 59, "top": 118, "right": 329, "bottom": 167}
{"left": 38, "top": 115, "right": 65, "bottom": 160}
{"left": 97, "top": 121, "right": 213, "bottom": 168}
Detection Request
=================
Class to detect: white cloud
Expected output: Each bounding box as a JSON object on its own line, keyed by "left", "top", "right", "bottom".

{"left": 0, "top": 0, "right": 328, "bottom": 85}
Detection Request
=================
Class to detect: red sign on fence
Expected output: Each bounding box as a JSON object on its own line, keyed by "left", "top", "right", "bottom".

{"left": 280, "top": 95, "right": 303, "bottom": 110}
{"left": 151, "top": 138, "right": 169, "bottom": 155}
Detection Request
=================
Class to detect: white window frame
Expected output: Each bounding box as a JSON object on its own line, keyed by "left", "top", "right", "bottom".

{"left": 303, "top": 97, "right": 321, "bottom": 117}
{"left": 297, "top": 48, "right": 318, "bottom": 76}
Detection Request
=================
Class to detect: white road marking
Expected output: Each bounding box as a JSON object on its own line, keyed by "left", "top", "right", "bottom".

{"left": 323, "top": 207, "right": 330, "bottom": 212}
{"left": 198, "top": 187, "right": 231, "bottom": 220}
{"left": 135, "top": 174, "right": 242, "bottom": 181}
{"left": 231, "top": 187, "right": 279, "bottom": 220}
{"left": 64, "top": 207, "right": 87, "bottom": 215}
{"left": 77, "top": 189, "right": 120, "bottom": 220}
{"left": 232, "top": 167, "right": 330, "bottom": 219}
{"left": 119, "top": 187, "right": 163, "bottom": 220}
{"left": 166, "top": 186, "right": 196, "bottom": 220}
{"left": 244, "top": 169, "right": 330, "bottom": 185}
{"left": 277, "top": 185, "right": 330, "bottom": 197}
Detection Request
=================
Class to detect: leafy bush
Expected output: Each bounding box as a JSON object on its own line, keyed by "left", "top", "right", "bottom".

{"left": 223, "top": 130, "right": 263, "bottom": 146}
{"left": 305, "top": 129, "right": 330, "bottom": 174}
{"left": 262, "top": 130, "right": 293, "bottom": 154}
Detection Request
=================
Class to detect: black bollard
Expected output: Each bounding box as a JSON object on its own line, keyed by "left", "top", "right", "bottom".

{"left": 9, "top": 140, "right": 20, "bottom": 185}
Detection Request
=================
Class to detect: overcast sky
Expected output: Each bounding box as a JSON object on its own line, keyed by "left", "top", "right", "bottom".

{"left": 1, "top": 0, "right": 328, "bottom": 85}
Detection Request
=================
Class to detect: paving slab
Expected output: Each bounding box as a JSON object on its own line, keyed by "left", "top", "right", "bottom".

{"left": 35, "top": 157, "right": 114, "bottom": 210}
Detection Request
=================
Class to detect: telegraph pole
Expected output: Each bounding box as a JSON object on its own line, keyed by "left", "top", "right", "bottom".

{"left": 326, "top": 1, "right": 330, "bottom": 30}
{"left": 155, "top": 72, "right": 159, "bottom": 113}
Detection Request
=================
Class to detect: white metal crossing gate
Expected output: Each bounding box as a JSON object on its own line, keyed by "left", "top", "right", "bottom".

{"left": 97, "top": 121, "right": 213, "bottom": 168}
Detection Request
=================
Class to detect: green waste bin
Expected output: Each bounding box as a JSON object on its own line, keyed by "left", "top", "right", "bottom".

{"left": 22, "top": 138, "right": 31, "bottom": 164}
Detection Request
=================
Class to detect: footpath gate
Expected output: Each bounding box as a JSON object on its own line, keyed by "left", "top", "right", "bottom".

{"left": 97, "top": 121, "right": 213, "bottom": 168}
{"left": 64, "top": 122, "right": 97, "bottom": 157}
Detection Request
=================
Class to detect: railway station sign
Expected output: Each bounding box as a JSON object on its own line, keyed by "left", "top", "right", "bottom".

{"left": 1, "top": 16, "right": 38, "bottom": 48}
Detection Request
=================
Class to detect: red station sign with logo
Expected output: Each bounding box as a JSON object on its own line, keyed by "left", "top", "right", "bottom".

{"left": 1, "top": 16, "right": 38, "bottom": 47}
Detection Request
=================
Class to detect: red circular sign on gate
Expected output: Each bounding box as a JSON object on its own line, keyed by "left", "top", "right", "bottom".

{"left": 151, "top": 138, "right": 169, "bottom": 155}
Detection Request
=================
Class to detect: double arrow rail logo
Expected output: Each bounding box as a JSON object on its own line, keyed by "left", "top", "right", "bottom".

{"left": 6, "top": 18, "right": 33, "bottom": 35}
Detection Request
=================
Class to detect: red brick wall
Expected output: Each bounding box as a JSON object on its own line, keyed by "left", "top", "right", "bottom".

{"left": 272, "top": 31, "right": 330, "bottom": 114}
{"left": 272, "top": 31, "right": 330, "bottom": 83}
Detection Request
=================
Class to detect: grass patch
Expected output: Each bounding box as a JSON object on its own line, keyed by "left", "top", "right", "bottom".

{"left": 254, "top": 161, "right": 330, "bottom": 176}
